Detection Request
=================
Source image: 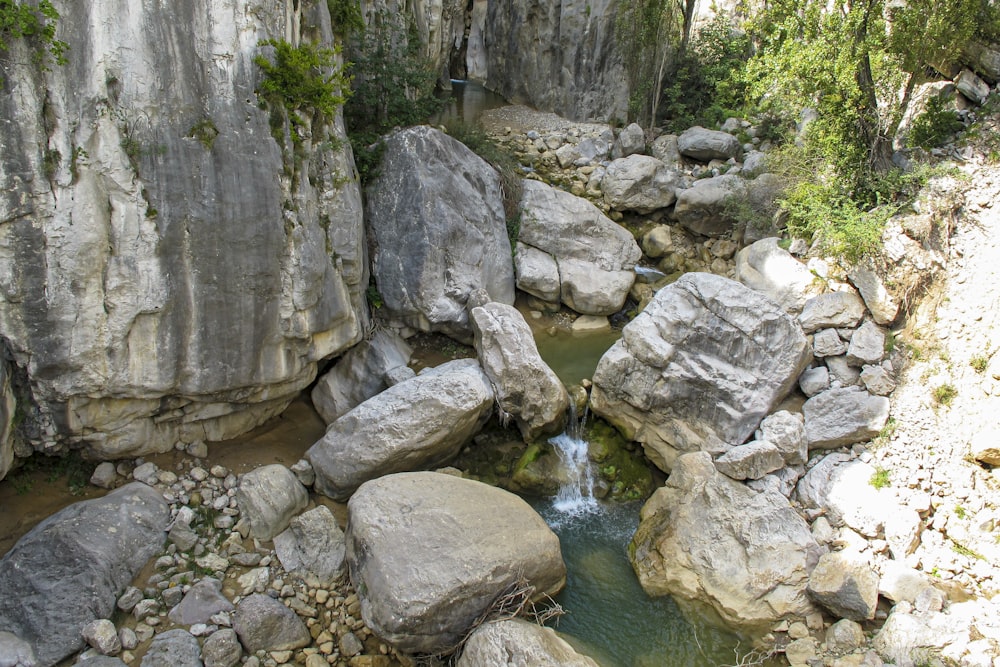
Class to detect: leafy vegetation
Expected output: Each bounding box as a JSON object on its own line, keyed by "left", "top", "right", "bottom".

{"left": 869, "top": 466, "right": 891, "bottom": 490}
{"left": 908, "top": 94, "right": 964, "bottom": 150}
{"left": 932, "top": 383, "right": 957, "bottom": 406}
{"left": 326, "top": 0, "right": 364, "bottom": 38}
{"left": 0, "top": 0, "right": 68, "bottom": 81}
{"left": 970, "top": 354, "right": 989, "bottom": 373}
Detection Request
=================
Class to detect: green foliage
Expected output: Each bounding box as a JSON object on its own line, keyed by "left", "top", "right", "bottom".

{"left": 187, "top": 118, "right": 219, "bottom": 150}
{"left": 932, "top": 383, "right": 957, "bottom": 406}
{"left": 869, "top": 467, "right": 891, "bottom": 490}
{"left": 909, "top": 95, "right": 964, "bottom": 150}
{"left": 7, "top": 452, "right": 92, "bottom": 496}
{"left": 365, "top": 283, "right": 382, "bottom": 309}
{"left": 970, "top": 354, "right": 989, "bottom": 373}
{"left": 343, "top": 11, "right": 444, "bottom": 183}
{"left": 254, "top": 38, "right": 349, "bottom": 145}
{"left": 0, "top": 0, "right": 68, "bottom": 80}
{"left": 326, "top": 0, "right": 363, "bottom": 37}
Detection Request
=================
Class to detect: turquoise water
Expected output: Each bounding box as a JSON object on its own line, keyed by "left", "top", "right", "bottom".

{"left": 534, "top": 500, "right": 745, "bottom": 667}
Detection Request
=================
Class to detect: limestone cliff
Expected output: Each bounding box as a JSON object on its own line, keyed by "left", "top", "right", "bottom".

{"left": 0, "top": 0, "right": 367, "bottom": 468}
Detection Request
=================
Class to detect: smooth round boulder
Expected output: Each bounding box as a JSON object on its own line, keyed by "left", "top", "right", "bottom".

{"left": 457, "top": 619, "right": 599, "bottom": 667}
{"left": 346, "top": 472, "right": 566, "bottom": 654}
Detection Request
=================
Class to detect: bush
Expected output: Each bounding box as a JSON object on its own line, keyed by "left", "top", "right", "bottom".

{"left": 909, "top": 94, "right": 964, "bottom": 150}
{"left": 326, "top": 0, "right": 363, "bottom": 37}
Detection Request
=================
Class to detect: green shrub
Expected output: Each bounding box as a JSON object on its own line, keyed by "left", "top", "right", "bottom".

{"left": 869, "top": 467, "right": 891, "bottom": 489}
{"left": 932, "top": 383, "right": 957, "bottom": 406}
{"left": 0, "top": 0, "right": 68, "bottom": 82}
{"left": 909, "top": 94, "right": 964, "bottom": 149}
{"left": 326, "top": 0, "right": 363, "bottom": 37}
{"left": 970, "top": 354, "right": 989, "bottom": 373}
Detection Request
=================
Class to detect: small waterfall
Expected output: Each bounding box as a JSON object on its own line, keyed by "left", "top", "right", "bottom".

{"left": 550, "top": 402, "right": 598, "bottom": 515}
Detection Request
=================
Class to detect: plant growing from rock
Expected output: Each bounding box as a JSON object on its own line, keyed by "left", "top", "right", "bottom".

{"left": 0, "top": 0, "right": 68, "bottom": 84}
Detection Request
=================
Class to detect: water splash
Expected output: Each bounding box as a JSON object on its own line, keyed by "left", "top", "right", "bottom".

{"left": 550, "top": 402, "right": 598, "bottom": 516}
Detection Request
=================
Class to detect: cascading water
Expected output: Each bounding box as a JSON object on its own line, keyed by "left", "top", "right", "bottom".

{"left": 550, "top": 403, "right": 599, "bottom": 516}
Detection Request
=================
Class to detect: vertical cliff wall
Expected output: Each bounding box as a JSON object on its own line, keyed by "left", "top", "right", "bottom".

{"left": 0, "top": 0, "right": 367, "bottom": 467}
{"left": 483, "top": 0, "right": 627, "bottom": 123}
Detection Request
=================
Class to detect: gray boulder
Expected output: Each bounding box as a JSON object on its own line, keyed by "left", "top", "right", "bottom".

{"left": 310, "top": 329, "right": 412, "bottom": 424}
{"left": 807, "top": 553, "right": 879, "bottom": 621}
{"left": 591, "top": 273, "right": 811, "bottom": 472}
{"left": 307, "top": 359, "right": 494, "bottom": 500}
{"left": 803, "top": 387, "right": 890, "bottom": 449}
{"left": 714, "top": 441, "right": 785, "bottom": 480}
{"left": 735, "top": 238, "right": 819, "bottom": 314}
{"left": 848, "top": 267, "right": 899, "bottom": 325}
{"left": 0, "top": 632, "right": 36, "bottom": 667}
{"left": 813, "top": 328, "right": 847, "bottom": 358}
{"left": 80, "top": 620, "right": 120, "bottom": 656}
{"left": 233, "top": 594, "right": 309, "bottom": 653}
{"left": 470, "top": 302, "right": 568, "bottom": 441}
{"left": 965, "top": 40, "right": 1000, "bottom": 83}
{"left": 601, "top": 155, "right": 682, "bottom": 213}
{"left": 798, "top": 292, "right": 866, "bottom": 333}
{"left": 826, "top": 356, "right": 862, "bottom": 388}
{"left": 346, "top": 472, "right": 565, "bottom": 654}
{"left": 846, "top": 321, "right": 885, "bottom": 367}
{"left": 860, "top": 364, "right": 896, "bottom": 396}
{"left": 513, "top": 243, "right": 561, "bottom": 303}
{"left": 366, "top": 126, "right": 515, "bottom": 339}
{"left": 0, "top": 483, "right": 168, "bottom": 666}
{"left": 167, "top": 578, "right": 234, "bottom": 627}
{"left": 558, "top": 258, "right": 637, "bottom": 316}
{"left": 677, "top": 126, "right": 742, "bottom": 161}
{"left": 612, "top": 122, "right": 646, "bottom": 158}
{"left": 757, "top": 411, "right": 808, "bottom": 465}
{"left": 273, "top": 505, "right": 345, "bottom": 586}
{"left": 139, "top": 629, "right": 202, "bottom": 667}
{"left": 457, "top": 619, "right": 599, "bottom": 667}
{"left": 799, "top": 366, "right": 830, "bottom": 397}
{"left": 201, "top": 629, "right": 241, "bottom": 667}
{"left": 630, "top": 452, "right": 822, "bottom": 633}
{"left": 234, "top": 464, "right": 308, "bottom": 541}
{"left": 673, "top": 174, "right": 742, "bottom": 237}
{"left": 742, "top": 150, "right": 767, "bottom": 176}
{"left": 955, "top": 68, "right": 990, "bottom": 104}
{"left": 649, "top": 134, "right": 681, "bottom": 166}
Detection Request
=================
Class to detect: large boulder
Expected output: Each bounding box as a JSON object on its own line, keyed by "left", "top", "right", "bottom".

{"left": 630, "top": 452, "right": 822, "bottom": 633}
{"left": 735, "top": 238, "right": 820, "bottom": 315}
{"left": 366, "top": 126, "right": 515, "bottom": 339}
{"left": 0, "top": 2, "right": 367, "bottom": 459}
{"left": 346, "top": 472, "right": 566, "bottom": 654}
{"left": 0, "top": 483, "right": 169, "bottom": 666}
{"left": 798, "top": 292, "right": 866, "bottom": 333}
{"left": 273, "top": 505, "right": 346, "bottom": 586}
{"left": 457, "top": 619, "right": 599, "bottom": 667}
{"left": 807, "top": 552, "right": 879, "bottom": 621}
{"left": 514, "top": 243, "right": 561, "bottom": 303}
{"left": 517, "top": 180, "right": 641, "bottom": 315}
{"left": 234, "top": 464, "right": 308, "bottom": 541}
{"left": 591, "top": 273, "right": 812, "bottom": 472}
{"left": 601, "top": 155, "right": 682, "bottom": 213}
{"left": 307, "top": 359, "right": 494, "bottom": 500}
{"left": 677, "top": 126, "right": 743, "bottom": 161}
{"left": 802, "top": 387, "right": 890, "bottom": 449}
{"left": 673, "top": 174, "right": 742, "bottom": 237}
{"left": 310, "top": 329, "right": 412, "bottom": 424}
{"left": 470, "top": 302, "right": 568, "bottom": 441}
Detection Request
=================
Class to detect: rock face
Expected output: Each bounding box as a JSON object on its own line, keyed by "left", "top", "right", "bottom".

{"left": 346, "top": 472, "right": 566, "bottom": 654}
{"left": 366, "top": 126, "right": 515, "bottom": 340}
{"left": 310, "top": 329, "right": 412, "bottom": 425}
{"left": 457, "top": 619, "right": 599, "bottom": 667}
{"left": 591, "top": 273, "right": 812, "bottom": 472}
{"left": 483, "top": 0, "right": 627, "bottom": 122}
{"left": 630, "top": 452, "right": 822, "bottom": 633}
{"left": 0, "top": 0, "right": 367, "bottom": 460}
{"left": 517, "top": 180, "right": 641, "bottom": 315}
{"left": 307, "top": 359, "right": 494, "bottom": 500}
{"left": 0, "top": 483, "right": 169, "bottom": 666}
{"left": 470, "top": 302, "right": 568, "bottom": 441}
{"left": 602, "top": 155, "right": 682, "bottom": 213}
{"left": 673, "top": 174, "right": 743, "bottom": 237}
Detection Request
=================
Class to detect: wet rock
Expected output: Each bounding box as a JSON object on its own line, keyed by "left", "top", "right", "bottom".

{"left": 798, "top": 292, "right": 866, "bottom": 333}
{"left": 803, "top": 387, "right": 890, "bottom": 449}
{"left": 0, "top": 483, "right": 169, "bottom": 666}
{"left": 591, "top": 273, "right": 811, "bottom": 472}
{"left": 307, "top": 359, "right": 494, "bottom": 500}
{"left": 167, "top": 578, "right": 234, "bottom": 627}
{"left": 366, "top": 126, "right": 515, "bottom": 339}
{"left": 471, "top": 302, "right": 568, "bottom": 440}
{"left": 346, "top": 472, "right": 565, "bottom": 653}
{"left": 457, "top": 618, "right": 599, "bottom": 667}
{"left": 808, "top": 552, "right": 879, "bottom": 621}
{"left": 677, "top": 126, "right": 742, "bottom": 161}
{"left": 234, "top": 465, "right": 308, "bottom": 541}
{"left": 233, "top": 594, "right": 309, "bottom": 653}
{"left": 273, "top": 505, "right": 345, "bottom": 586}
{"left": 602, "top": 155, "right": 681, "bottom": 213}
{"left": 310, "top": 330, "right": 412, "bottom": 424}
{"left": 140, "top": 629, "right": 202, "bottom": 667}
{"left": 631, "top": 452, "right": 821, "bottom": 633}
{"left": 714, "top": 441, "right": 785, "bottom": 480}
{"left": 735, "top": 238, "right": 819, "bottom": 314}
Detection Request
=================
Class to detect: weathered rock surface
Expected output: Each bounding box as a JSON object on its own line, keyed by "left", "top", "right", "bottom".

{"left": 630, "top": 452, "right": 822, "bottom": 633}
{"left": 310, "top": 330, "right": 412, "bottom": 425}
{"left": 848, "top": 268, "right": 899, "bottom": 325}
{"left": 470, "top": 302, "right": 568, "bottom": 440}
{"left": 673, "top": 174, "right": 742, "bottom": 237}
{"left": 677, "top": 126, "right": 743, "bottom": 161}
{"left": 200, "top": 629, "right": 241, "bottom": 667}
{"left": 517, "top": 179, "right": 641, "bottom": 315}
{"left": 0, "top": 631, "right": 36, "bottom": 667}
{"left": 802, "top": 388, "right": 890, "bottom": 449}
{"left": 0, "top": 0, "right": 366, "bottom": 460}
{"left": 714, "top": 440, "right": 785, "bottom": 480}
{"left": 613, "top": 123, "right": 646, "bottom": 159}
{"left": 483, "top": 0, "right": 627, "bottom": 122}
{"left": 80, "top": 619, "right": 120, "bottom": 656}
{"left": 807, "top": 553, "right": 879, "bottom": 621}
{"left": 307, "top": 359, "right": 494, "bottom": 500}
{"left": 366, "top": 126, "right": 515, "bottom": 339}
{"left": 602, "top": 155, "right": 682, "bottom": 213}
{"left": 0, "top": 483, "right": 168, "bottom": 666}
{"left": 233, "top": 594, "right": 309, "bottom": 653}
{"left": 591, "top": 273, "right": 812, "bottom": 472}
{"left": 0, "top": 359, "right": 13, "bottom": 482}
{"left": 273, "top": 505, "right": 346, "bottom": 586}
{"left": 167, "top": 578, "right": 234, "bottom": 627}
{"left": 457, "top": 619, "right": 599, "bottom": 667}
{"left": 140, "top": 629, "right": 202, "bottom": 667}
{"left": 346, "top": 472, "right": 566, "bottom": 654}
{"left": 234, "top": 464, "right": 308, "bottom": 541}
{"left": 735, "top": 238, "right": 819, "bottom": 314}
{"left": 757, "top": 410, "right": 808, "bottom": 465}
{"left": 846, "top": 321, "right": 885, "bottom": 367}
{"left": 798, "top": 292, "right": 866, "bottom": 333}
{"left": 514, "top": 243, "right": 561, "bottom": 303}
